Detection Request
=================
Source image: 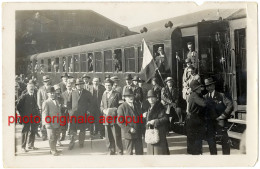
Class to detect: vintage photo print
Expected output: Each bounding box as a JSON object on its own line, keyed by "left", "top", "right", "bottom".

{"left": 2, "top": 1, "right": 258, "bottom": 168}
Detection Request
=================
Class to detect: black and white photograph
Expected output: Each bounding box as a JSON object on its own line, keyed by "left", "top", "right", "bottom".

{"left": 2, "top": 1, "right": 258, "bottom": 168}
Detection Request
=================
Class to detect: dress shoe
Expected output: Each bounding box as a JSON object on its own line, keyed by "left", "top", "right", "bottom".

{"left": 56, "top": 150, "right": 62, "bottom": 153}
{"left": 50, "top": 150, "right": 60, "bottom": 156}
{"left": 42, "top": 137, "right": 48, "bottom": 141}
{"left": 21, "top": 148, "right": 28, "bottom": 153}
{"left": 68, "top": 145, "right": 74, "bottom": 150}
{"left": 79, "top": 144, "right": 84, "bottom": 148}
{"left": 28, "top": 146, "right": 39, "bottom": 150}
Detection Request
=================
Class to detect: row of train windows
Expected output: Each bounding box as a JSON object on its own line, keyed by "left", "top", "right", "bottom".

{"left": 34, "top": 44, "right": 164, "bottom": 73}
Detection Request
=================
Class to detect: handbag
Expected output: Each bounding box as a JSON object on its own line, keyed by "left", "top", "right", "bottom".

{"left": 145, "top": 125, "right": 160, "bottom": 144}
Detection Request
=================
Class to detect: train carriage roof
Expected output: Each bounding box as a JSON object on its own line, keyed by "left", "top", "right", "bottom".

{"left": 30, "top": 28, "right": 178, "bottom": 61}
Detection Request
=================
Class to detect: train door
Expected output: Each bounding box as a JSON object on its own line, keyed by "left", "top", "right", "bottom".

{"left": 197, "top": 20, "right": 232, "bottom": 95}
{"left": 234, "top": 29, "right": 247, "bottom": 106}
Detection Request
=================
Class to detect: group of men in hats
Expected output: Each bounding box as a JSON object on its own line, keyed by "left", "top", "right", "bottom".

{"left": 16, "top": 67, "right": 233, "bottom": 155}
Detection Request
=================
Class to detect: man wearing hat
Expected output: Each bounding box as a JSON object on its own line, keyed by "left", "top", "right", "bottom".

{"left": 204, "top": 77, "right": 233, "bottom": 155}
{"left": 111, "top": 76, "right": 122, "bottom": 96}
{"left": 82, "top": 74, "right": 92, "bottom": 91}
{"left": 132, "top": 76, "right": 143, "bottom": 106}
{"left": 155, "top": 46, "right": 166, "bottom": 72}
{"left": 42, "top": 86, "right": 62, "bottom": 156}
{"left": 54, "top": 84, "right": 66, "bottom": 144}
{"left": 186, "top": 80, "right": 206, "bottom": 155}
{"left": 37, "top": 75, "right": 51, "bottom": 141}
{"left": 100, "top": 78, "right": 123, "bottom": 155}
{"left": 182, "top": 58, "right": 192, "bottom": 85}
{"left": 117, "top": 88, "right": 143, "bottom": 155}
{"left": 122, "top": 74, "right": 134, "bottom": 100}
{"left": 152, "top": 77, "right": 162, "bottom": 101}
{"left": 69, "top": 78, "right": 94, "bottom": 150}
{"left": 88, "top": 77, "right": 106, "bottom": 138}
{"left": 59, "top": 73, "right": 70, "bottom": 93}
{"left": 17, "top": 81, "right": 40, "bottom": 152}
{"left": 161, "top": 77, "right": 181, "bottom": 130}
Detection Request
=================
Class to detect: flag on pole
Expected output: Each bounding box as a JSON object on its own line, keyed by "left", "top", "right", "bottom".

{"left": 140, "top": 39, "right": 158, "bottom": 82}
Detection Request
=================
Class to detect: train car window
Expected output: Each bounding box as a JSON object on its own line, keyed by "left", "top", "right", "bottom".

{"left": 113, "top": 49, "right": 122, "bottom": 72}
{"left": 153, "top": 44, "right": 166, "bottom": 72}
{"left": 87, "top": 53, "right": 93, "bottom": 72}
{"left": 68, "top": 56, "right": 73, "bottom": 72}
{"left": 40, "top": 60, "right": 44, "bottom": 73}
{"left": 124, "top": 47, "right": 135, "bottom": 72}
{"left": 104, "top": 50, "right": 113, "bottom": 72}
{"left": 80, "top": 53, "right": 87, "bottom": 72}
{"left": 54, "top": 58, "right": 59, "bottom": 72}
{"left": 48, "top": 59, "right": 51, "bottom": 72}
{"left": 62, "top": 57, "right": 67, "bottom": 72}
{"left": 94, "top": 52, "right": 102, "bottom": 72}
{"left": 74, "top": 54, "right": 79, "bottom": 72}
{"left": 138, "top": 46, "right": 143, "bottom": 72}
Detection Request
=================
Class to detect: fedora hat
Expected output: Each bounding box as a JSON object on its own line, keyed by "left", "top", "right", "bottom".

{"left": 82, "top": 74, "right": 91, "bottom": 79}
{"left": 75, "top": 78, "right": 84, "bottom": 85}
{"left": 105, "top": 75, "right": 111, "bottom": 80}
{"left": 132, "top": 76, "right": 139, "bottom": 81}
{"left": 27, "top": 80, "right": 35, "bottom": 86}
{"left": 104, "top": 78, "right": 114, "bottom": 84}
{"left": 123, "top": 88, "right": 134, "bottom": 96}
{"left": 61, "top": 73, "right": 70, "bottom": 78}
{"left": 190, "top": 80, "right": 202, "bottom": 91}
{"left": 204, "top": 77, "right": 216, "bottom": 86}
{"left": 139, "top": 78, "right": 145, "bottom": 83}
{"left": 43, "top": 75, "right": 50, "bottom": 82}
{"left": 165, "top": 77, "right": 174, "bottom": 83}
{"left": 53, "top": 84, "right": 61, "bottom": 90}
{"left": 111, "top": 76, "right": 119, "bottom": 82}
{"left": 147, "top": 90, "right": 157, "bottom": 98}
{"left": 125, "top": 74, "right": 133, "bottom": 80}
{"left": 46, "top": 86, "right": 55, "bottom": 93}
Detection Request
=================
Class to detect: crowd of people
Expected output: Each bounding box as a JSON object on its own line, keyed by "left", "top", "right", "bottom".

{"left": 15, "top": 42, "right": 234, "bottom": 156}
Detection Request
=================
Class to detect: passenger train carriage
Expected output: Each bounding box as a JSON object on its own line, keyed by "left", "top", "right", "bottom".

{"left": 28, "top": 9, "right": 247, "bottom": 146}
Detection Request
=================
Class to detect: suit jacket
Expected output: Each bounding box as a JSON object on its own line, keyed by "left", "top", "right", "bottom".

{"left": 17, "top": 92, "right": 39, "bottom": 117}
{"left": 59, "top": 82, "right": 67, "bottom": 93}
{"left": 71, "top": 89, "right": 93, "bottom": 116}
{"left": 37, "top": 85, "right": 49, "bottom": 110}
{"left": 62, "top": 90, "right": 73, "bottom": 115}
{"left": 88, "top": 84, "right": 106, "bottom": 116}
{"left": 132, "top": 85, "right": 143, "bottom": 103}
{"left": 204, "top": 91, "right": 233, "bottom": 120}
{"left": 117, "top": 102, "right": 143, "bottom": 139}
{"left": 100, "top": 90, "right": 120, "bottom": 125}
{"left": 42, "top": 98, "right": 61, "bottom": 129}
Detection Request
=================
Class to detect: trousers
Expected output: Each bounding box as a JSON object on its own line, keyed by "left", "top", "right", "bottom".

{"left": 105, "top": 124, "right": 123, "bottom": 155}
{"left": 21, "top": 122, "right": 38, "bottom": 148}
{"left": 124, "top": 136, "right": 143, "bottom": 155}
{"left": 47, "top": 128, "right": 61, "bottom": 152}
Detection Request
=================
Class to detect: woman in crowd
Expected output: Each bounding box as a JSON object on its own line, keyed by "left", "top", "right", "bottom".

{"left": 144, "top": 90, "right": 169, "bottom": 155}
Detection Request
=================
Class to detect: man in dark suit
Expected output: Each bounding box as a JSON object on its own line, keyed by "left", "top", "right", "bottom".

{"left": 117, "top": 88, "right": 144, "bottom": 155}
{"left": 37, "top": 75, "right": 51, "bottom": 140}
{"left": 42, "top": 86, "right": 62, "bottom": 156}
{"left": 100, "top": 79, "right": 123, "bottom": 155}
{"left": 132, "top": 76, "right": 143, "bottom": 106}
{"left": 82, "top": 74, "right": 92, "bottom": 91}
{"left": 17, "top": 80, "right": 40, "bottom": 153}
{"left": 61, "top": 82, "right": 73, "bottom": 141}
{"left": 59, "top": 73, "right": 70, "bottom": 93}
{"left": 122, "top": 74, "right": 135, "bottom": 100}
{"left": 152, "top": 77, "right": 162, "bottom": 101}
{"left": 204, "top": 77, "right": 233, "bottom": 155}
{"left": 69, "top": 78, "right": 93, "bottom": 150}
{"left": 88, "top": 77, "right": 106, "bottom": 138}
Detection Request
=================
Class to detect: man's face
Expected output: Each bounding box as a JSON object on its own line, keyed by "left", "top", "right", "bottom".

{"left": 187, "top": 68, "right": 193, "bottom": 76}
{"left": 126, "top": 79, "right": 132, "bottom": 85}
{"left": 44, "top": 81, "right": 51, "bottom": 86}
{"left": 83, "top": 78, "right": 89, "bottom": 84}
{"left": 55, "top": 89, "right": 61, "bottom": 95}
{"left": 167, "top": 81, "right": 173, "bottom": 88}
{"left": 188, "top": 44, "right": 192, "bottom": 51}
{"left": 206, "top": 84, "right": 215, "bottom": 92}
{"left": 138, "top": 82, "right": 142, "bottom": 87}
{"left": 133, "top": 80, "right": 138, "bottom": 86}
{"left": 148, "top": 97, "right": 157, "bottom": 104}
{"left": 48, "top": 92, "right": 56, "bottom": 100}
{"left": 125, "top": 95, "right": 134, "bottom": 104}
{"left": 93, "top": 79, "right": 99, "bottom": 86}
{"left": 105, "top": 83, "right": 112, "bottom": 91}
{"left": 27, "top": 84, "right": 35, "bottom": 94}
{"left": 62, "top": 77, "right": 67, "bottom": 83}
{"left": 66, "top": 83, "right": 72, "bottom": 91}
